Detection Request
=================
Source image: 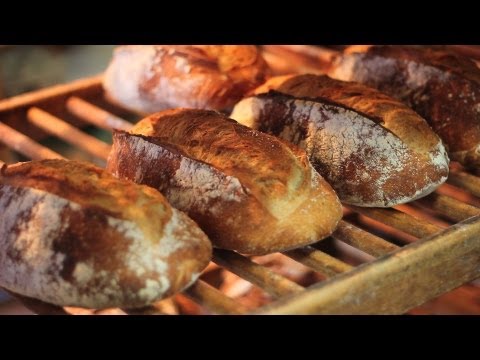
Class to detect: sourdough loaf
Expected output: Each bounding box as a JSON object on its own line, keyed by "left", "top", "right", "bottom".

{"left": 329, "top": 45, "right": 480, "bottom": 167}
{"left": 107, "top": 109, "right": 342, "bottom": 255}
{"left": 0, "top": 160, "right": 211, "bottom": 309}
{"left": 103, "top": 45, "right": 270, "bottom": 114}
{"left": 231, "top": 74, "right": 449, "bottom": 207}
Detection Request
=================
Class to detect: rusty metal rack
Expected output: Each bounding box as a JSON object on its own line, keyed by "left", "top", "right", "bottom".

{"left": 0, "top": 46, "right": 479, "bottom": 314}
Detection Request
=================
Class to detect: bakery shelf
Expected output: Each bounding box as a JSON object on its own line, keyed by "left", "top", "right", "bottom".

{"left": 0, "top": 47, "right": 479, "bottom": 314}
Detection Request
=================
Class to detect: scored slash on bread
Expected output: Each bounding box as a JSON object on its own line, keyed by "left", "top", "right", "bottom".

{"left": 107, "top": 108, "right": 343, "bottom": 255}
{"left": 328, "top": 45, "right": 480, "bottom": 168}
{"left": 103, "top": 45, "right": 270, "bottom": 115}
{"left": 0, "top": 160, "right": 212, "bottom": 309}
{"left": 231, "top": 74, "right": 450, "bottom": 207}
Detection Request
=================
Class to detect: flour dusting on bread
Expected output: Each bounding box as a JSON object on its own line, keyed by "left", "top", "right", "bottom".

{"left": 232, "top": 89, "right": 449, "bottom": 207}
{"left": 0, "top": 160, "right": 212, "bottom": 309}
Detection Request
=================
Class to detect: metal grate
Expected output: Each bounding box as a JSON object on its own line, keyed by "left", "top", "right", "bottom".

{"left": 0, "top": 46, "right": 479, "bottom": 314}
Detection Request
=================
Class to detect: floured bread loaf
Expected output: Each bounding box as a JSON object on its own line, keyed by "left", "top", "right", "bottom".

{"left": 103, "top": 45, "right": 270, "bottom": 114}
{"left": 107, "top": 108, "right": 342, "bottom": 255}
{"left": 329, "top": 45, "right": 480, "bottom": 168}
{"left": 0, "top": 160, "right": 211, "bottom": 309}
{"left": 231, "top": 74, "right": 449, "bottom": 207}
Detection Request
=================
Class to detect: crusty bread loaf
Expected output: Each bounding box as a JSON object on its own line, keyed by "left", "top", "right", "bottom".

{"left": 0, "top": 160, "right": 211, "bottom": 309}
{"left": 103, "top": 45, "right": 270, "bottom": 115}
{"left": 329, "top": 45, "right": 480, "bottom": 168}
{"left": 107, "top": 109, "right": 342, "bottom": 255}
{"left": 231, "top": 74, "right": 449, "bottom": 207}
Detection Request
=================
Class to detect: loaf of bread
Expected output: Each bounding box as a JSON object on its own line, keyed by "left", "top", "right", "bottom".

{"left": 231, "top": 74, "right": 449, "bottom": 207}
{"left": 328, "top": 45, "right": 480, "bottom": 168}
{"left": 103, "top": 45, "right": 270, "bottom": 114}
{"left": 0, "top": 160, "right": 211, "bottom": 309}
{"left": 107, "top": 109, "right": 342, "bottom": 255}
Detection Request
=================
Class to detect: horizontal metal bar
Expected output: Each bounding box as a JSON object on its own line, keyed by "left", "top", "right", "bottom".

{"left": 0, "top": 75, "right": 104, "bottom": 143}
{"left": 416, "top": 193, "right": 480, "bottom": 222}
{"left": 448, "top": 171, "right": 480, "bottom": 198}
{"left": 257, "top": 215, "right": 480, "bottom": 314}
{"left": 332, "top": 220, "right": 399, "bottom": 257}
{"left": 0, "top": 75, "right": 103, "bottom": 114}
{"left": 27, "top": 107, "right": 111, "bottom": 160}
{"left": 348, "top": 206, "right": 443, "bottom": 238}
{"left": 213, "top": 249, "right": 304, "bottom": 298}
{"left": 67, "top": 96, "right": 133, "bottom": 131}
{"left": 0, "top": 122, "right": 65, "bottom": 161}
{"left": 285, "top": 246, "right": 353, "bottom": 277}
{"left": 184, "top": 280, "right": 248, "bottom": 315}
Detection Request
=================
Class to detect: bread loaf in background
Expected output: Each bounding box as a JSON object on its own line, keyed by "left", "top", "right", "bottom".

{"left": 103, "top": 45, "right": 270, "bottom": 115}
{"left": 329, "top": 45, "right": 480, "bottom": 168}
{"left": 107, "top": 109, "right": 342, "bottom": 255}
{"left": 0, "top": 160, "right": 211, "bottom": 309}
{"left": 231, "top": 74, "right": 449, "bottom": 207}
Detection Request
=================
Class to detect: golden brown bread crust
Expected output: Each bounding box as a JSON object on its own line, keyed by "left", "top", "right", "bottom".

{"left": 329, "top": 45, "right": 480, "bottom": 167}
{"left": 231, "top": 74, "right": 449, "bottom": 207}
{"left": 103, "top": 45, "right": 270, "bottom": 114}
{"left": 0, "top": 160, "right": 211, "bottom": 309}
{"left": 107, "top": 109, "right": 342, "bottom": 255}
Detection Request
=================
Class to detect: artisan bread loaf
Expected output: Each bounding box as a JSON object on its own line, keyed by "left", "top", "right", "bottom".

{"left": 0, "top": 160, "right": 211, "bottom": 309}
{"left": 103, "top": 45, "right": 270, "bottom": 114}
{"left": 231, "top": 74, "right": 449, "bottom": 207}
{"left": 329, "top": 45, "right": 480, "bottom": 168}
{"left": 107, "top": 109, "right": 342, "bottom": 255}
